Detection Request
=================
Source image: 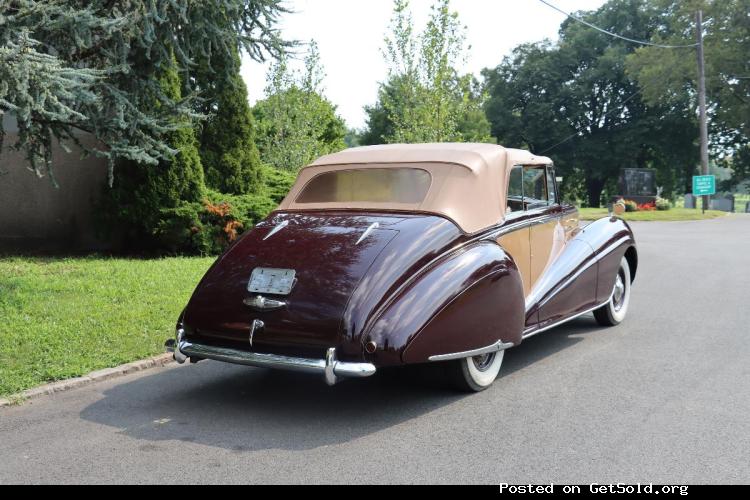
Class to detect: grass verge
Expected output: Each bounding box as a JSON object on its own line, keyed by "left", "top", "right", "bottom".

{"left": 578, "top": 207, "right": 728, "bottom": 221}
{"left": 0, "top": 256, "right": 214, "bottom": 397}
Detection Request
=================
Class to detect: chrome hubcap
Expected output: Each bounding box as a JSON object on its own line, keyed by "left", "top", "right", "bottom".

{"left": 612, "top": 272, "right": 626, "bottom": 311}
{"left": 472, "top": 352, "right": 496, "bottom": 372}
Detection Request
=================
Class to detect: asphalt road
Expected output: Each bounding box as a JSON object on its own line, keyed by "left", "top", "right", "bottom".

{"left": 2, "top": 215, "right": 749, "bottom": 484}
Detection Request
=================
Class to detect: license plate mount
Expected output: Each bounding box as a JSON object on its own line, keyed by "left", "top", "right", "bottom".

{"left": 247, "top": 268, "right": 296, "bottom": 296}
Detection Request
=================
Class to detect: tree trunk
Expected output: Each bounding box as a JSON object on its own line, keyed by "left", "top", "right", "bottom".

{"left": 586, "top": 178, "right": 606, "bottom": 208}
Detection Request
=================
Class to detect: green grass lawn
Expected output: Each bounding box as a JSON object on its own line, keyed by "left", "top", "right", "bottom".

{"left": 0, "top": 256, "right": 215, "bottom": 397}
{"left": 578, "top": 207, "right": 728, "bottom": 221}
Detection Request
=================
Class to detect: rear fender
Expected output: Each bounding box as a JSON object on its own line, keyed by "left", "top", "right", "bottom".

{"left": 364, "top": 242, "right": 525, "bottom": 366}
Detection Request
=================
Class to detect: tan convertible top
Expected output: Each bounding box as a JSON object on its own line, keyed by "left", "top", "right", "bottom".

{"left": 278, "top": 143, "right": 552, "bottom": 234}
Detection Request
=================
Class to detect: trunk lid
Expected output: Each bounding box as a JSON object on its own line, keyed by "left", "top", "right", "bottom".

{"left": 184, "top": 212, "right": 400, "bottom": 358}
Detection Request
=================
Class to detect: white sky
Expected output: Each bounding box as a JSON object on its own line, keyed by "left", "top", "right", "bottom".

{"left": 240, "top": 0, "right": 607, "bottom": 129}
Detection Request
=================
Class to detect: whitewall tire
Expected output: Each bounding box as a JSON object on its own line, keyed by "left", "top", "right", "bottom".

{"left": 447, "top": 350, "right": 504, "bottom": 392}
{"left": 594, "top": 256, "right": 631, "bottom": 326}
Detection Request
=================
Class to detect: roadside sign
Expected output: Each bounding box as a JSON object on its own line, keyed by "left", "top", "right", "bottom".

{"left": 692, "top": 175, "right": 716, "bottom": 197}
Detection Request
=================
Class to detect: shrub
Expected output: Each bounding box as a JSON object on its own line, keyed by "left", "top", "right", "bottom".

{"left": 261, "top": 165, "right": 297, "bottom": 203}
{"left": 622, "top": 199, "right": 639, "bottom": 212}
{"left": 655, "top": 197, "right": 671, "bottom": 211}
{"left": 154, "top": 187, "right": 286, "bottom": 255}
{"left": 637, "top": 201, "right": 656, "bottom": 211}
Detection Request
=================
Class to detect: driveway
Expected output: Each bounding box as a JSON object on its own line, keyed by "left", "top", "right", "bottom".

{"left": 1, "top": 215, "right": 749, "bottom": 484}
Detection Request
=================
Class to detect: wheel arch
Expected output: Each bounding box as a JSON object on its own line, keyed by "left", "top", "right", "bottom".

{"left": 362, "top": 241, "right": 525, "bottom": 366}
{"left": 624, "top": 245, "right": 638, "bottom": 283}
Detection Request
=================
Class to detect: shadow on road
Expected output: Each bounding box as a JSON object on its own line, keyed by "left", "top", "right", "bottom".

{"left": 79, "top": 316, "right": 604, "bottom": 452}
{"left": 502, "top": 316, "right": 602, "bottom": 377}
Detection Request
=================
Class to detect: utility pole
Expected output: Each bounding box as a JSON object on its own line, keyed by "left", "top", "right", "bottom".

{"left": 696, "top": 10, "right": 709, "bottom": 214}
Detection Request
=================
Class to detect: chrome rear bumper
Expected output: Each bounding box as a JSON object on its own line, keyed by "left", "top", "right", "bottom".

{"left": 165, "top": 330, "right": 376, "bottom": 386}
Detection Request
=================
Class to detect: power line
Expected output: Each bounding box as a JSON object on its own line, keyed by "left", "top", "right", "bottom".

{"left": 537, "top": 0, "right": 698, "bottom": 49}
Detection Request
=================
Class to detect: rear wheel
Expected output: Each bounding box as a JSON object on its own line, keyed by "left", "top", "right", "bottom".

{"left": 446, "top": 350, "right": 504, "bottom": 392}
{"left": 594, "top": 257, "right": 631, "bottom": 326}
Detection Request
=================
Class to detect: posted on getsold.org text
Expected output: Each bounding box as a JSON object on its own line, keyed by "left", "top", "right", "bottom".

{"left": 499, "top": 484, "right": 690, "bottom": 496}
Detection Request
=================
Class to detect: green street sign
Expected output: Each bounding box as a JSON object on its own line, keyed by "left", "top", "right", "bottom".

{"left": 693, "top": 175, "right": 716, "bottom": 196}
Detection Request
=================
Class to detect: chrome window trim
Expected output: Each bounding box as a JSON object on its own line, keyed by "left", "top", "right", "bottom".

{"left": 489, "top": 210, "right": 560, "bottom": 239}
{"left": 508, "top": 163, "right": 555, "bottom": 211}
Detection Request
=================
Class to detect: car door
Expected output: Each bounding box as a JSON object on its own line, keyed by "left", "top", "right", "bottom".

{"left": 498, "top": 165, "right": 531, "bottom": 296}
{"left": 534, "top": 168, "right": 598, "bottom": 329}
{"left": 526, "top": 165, "right": 565, "bottom": 295}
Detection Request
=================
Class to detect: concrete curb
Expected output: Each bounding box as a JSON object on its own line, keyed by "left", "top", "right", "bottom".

{"left": 0, "top": 353, "right": 175, "bottom": 408}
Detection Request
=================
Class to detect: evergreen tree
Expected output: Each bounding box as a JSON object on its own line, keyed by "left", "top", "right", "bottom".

{"left": 103, "top": 57, "right": 205, "bottom": 249}
{"left": 0, "top": 1, "right": 289, "bottom": 185}
{"left": 194, "top": 46, "right": 263, "bottom": 195}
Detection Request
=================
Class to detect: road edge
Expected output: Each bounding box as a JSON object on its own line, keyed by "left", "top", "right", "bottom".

{"left": 0, "top": 353, "right": 175, "bottom": 408}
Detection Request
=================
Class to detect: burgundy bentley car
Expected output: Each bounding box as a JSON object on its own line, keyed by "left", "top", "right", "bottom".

{"left": 166, "top": 143, "right": 637, "bottom": 392}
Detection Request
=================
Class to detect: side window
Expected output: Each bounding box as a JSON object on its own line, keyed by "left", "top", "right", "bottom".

{"left": 546, "top": 167, "right": 558, "bottom": 205}
{"left": 506, "top": 166, "right": 524, "bottom": 214}
{"left": 522, "top": 167, "right": 548, "bottom": 209}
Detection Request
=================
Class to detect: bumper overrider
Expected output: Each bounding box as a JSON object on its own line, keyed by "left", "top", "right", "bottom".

{"left": 165, "top": 329, "right": 376, "bottom": 386}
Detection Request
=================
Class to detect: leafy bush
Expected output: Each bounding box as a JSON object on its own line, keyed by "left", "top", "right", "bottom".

{"left": 155, "top": 188, "right": 285, "bottom": 255}
{"left": 622, "top": 200, "right": 639, "bottom": 212}
{"left": 261, "top": 165, "right": 297, "bottom": 203}
{"left": 102, "top": 162, "right": 297, "bottom": 255}
{"left": 655, "top": 197, "right": 671, "bottom": 211}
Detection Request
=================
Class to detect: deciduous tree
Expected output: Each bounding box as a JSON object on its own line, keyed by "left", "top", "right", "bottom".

{"left": 626, "top": 0, "right": 750, "bottom": 190}
{"left": 483, "top": 0, "right": 698, "bottom": 205}
{"left": 362, "top": 0, "right": 493, "bottom": 145}
{"left": 252, "top": 41, "right": 347, "bottom": 172}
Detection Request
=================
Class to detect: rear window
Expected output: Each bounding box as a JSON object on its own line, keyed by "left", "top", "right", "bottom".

{"left": 295, "top": 168, "right": 431, "bottom": 204}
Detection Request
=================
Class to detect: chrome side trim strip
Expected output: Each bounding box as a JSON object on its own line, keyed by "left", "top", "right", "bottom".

{"left": 170, "top": 338, "right": 376, "bottom": 386}
{"left": 594, "top": 236, "right": 632, "bottom": 262}
{"left": 356, "top": 222, "right": 380, "bottom": 245}
{"left": 523, "top": 286, "right": 617, "bottom": 340}
{"left": 428, "top": 339, "right": 515, "bottom": 362}
{"left": 263, "top": 220, "right": 289, "bottom": 241}
{"left": 488, "top": 212, "right": 559, "bottom": 240}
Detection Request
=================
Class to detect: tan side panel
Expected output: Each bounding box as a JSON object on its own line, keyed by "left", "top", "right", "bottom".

{"left": 561, "top": 208, "right": 581, "bottom": 242}
{"left": 498, "top": 227, "right": 531, "bottom": 297}
{"left": 530, "top": 219, "right": 566, "bottom": 292}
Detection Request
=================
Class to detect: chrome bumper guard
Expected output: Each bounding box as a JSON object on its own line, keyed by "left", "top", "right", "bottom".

{"left": 165, "top": 329, "right": 376, "bottom": 386}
